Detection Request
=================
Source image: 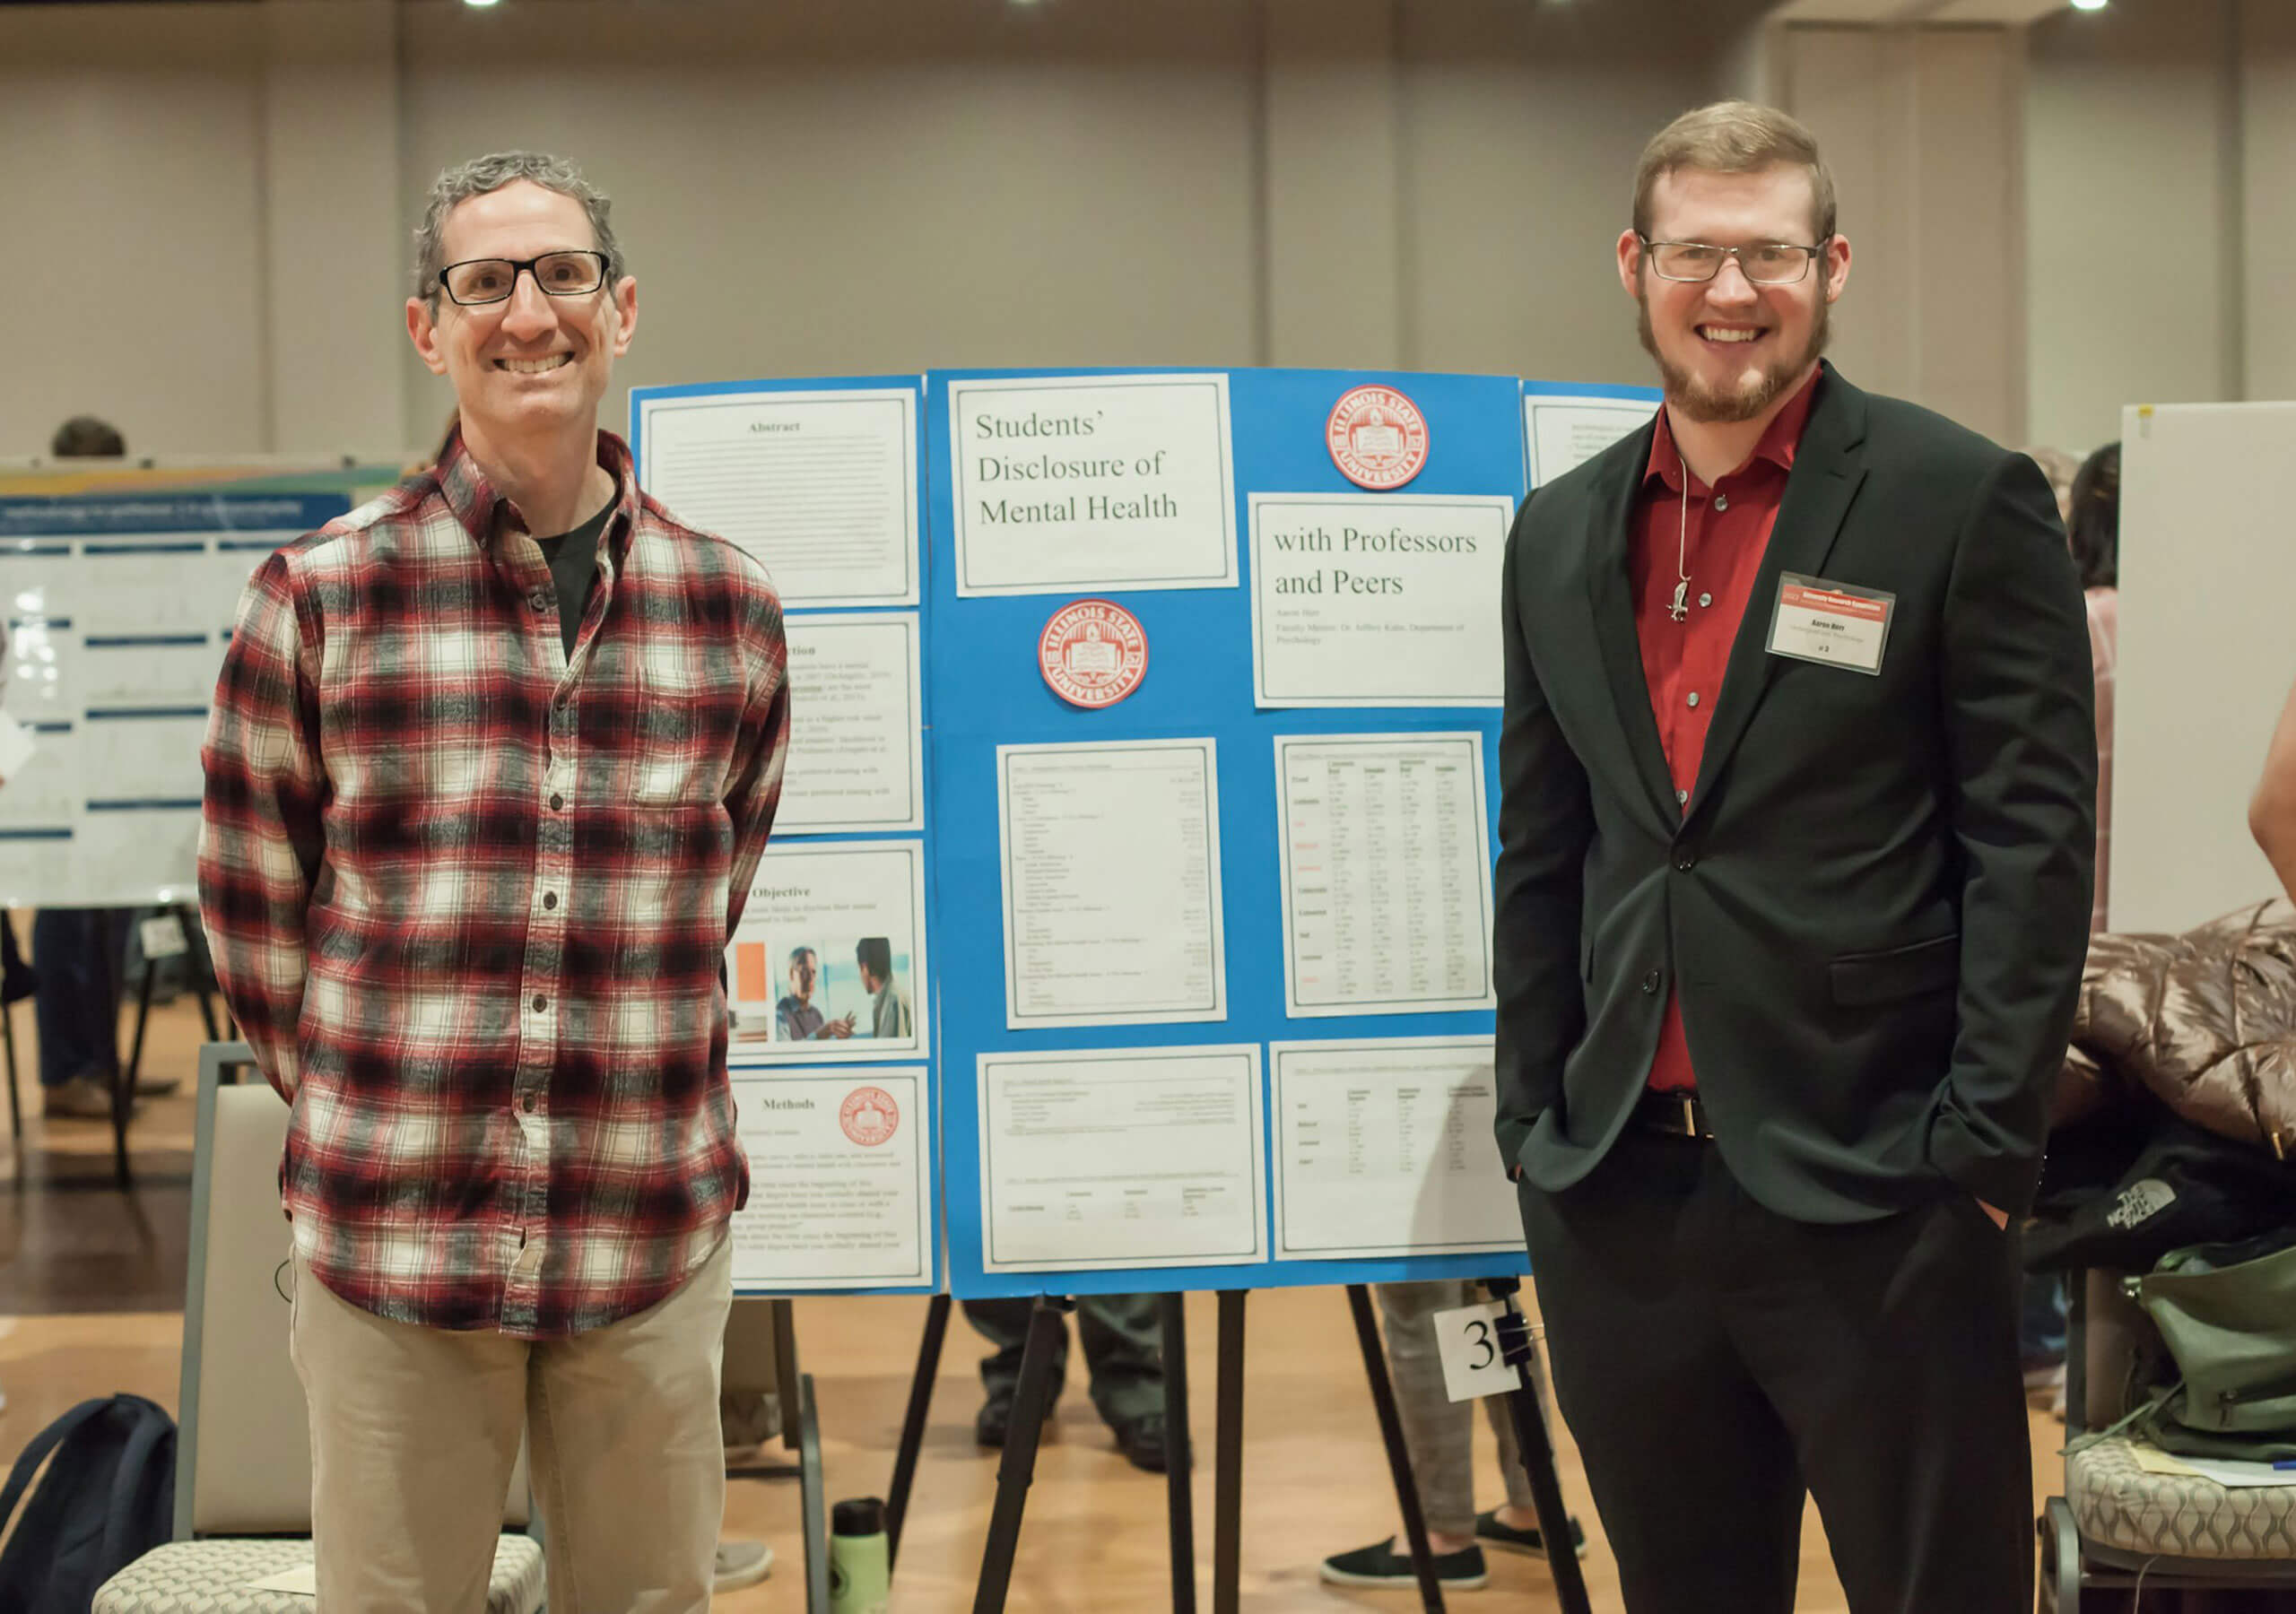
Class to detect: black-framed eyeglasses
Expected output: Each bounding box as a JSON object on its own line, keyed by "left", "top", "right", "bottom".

{"left": 1638, "top": 236, "right": 1825, "bottom": 285}
{"left": 436, "top": 250, "right": 611, "bottom": 307}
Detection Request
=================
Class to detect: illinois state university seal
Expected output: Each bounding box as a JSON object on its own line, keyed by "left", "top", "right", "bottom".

{"left": 1326, "top": 385, "right": 1430, "bottom": 490}
{"left": 840, "top": 1086, "right": 900, "bottom": 1148}
{"left": 1038, "top": 599, "right": 1149, "bottom": 709}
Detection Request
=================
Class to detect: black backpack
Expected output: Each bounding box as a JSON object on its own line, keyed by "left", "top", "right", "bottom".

{"left": 0, "top": 1394, "right": 177, "bottom": 1612}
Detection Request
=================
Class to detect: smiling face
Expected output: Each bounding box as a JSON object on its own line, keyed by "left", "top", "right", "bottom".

{"left": 405, "top": 178, "right": 638, "bottom": 457}
{"left": 1620, "top": 163, "right": 1849, "bottom": 425}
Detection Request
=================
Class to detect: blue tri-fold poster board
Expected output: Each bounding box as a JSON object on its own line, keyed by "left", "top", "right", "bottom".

{"left": 630, "top": 369, "right": 1660, "bottom": 1299}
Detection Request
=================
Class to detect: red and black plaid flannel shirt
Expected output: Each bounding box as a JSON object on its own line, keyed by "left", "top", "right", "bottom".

{"left": 199, "top": 429, "right": 788, "bottom": 1338}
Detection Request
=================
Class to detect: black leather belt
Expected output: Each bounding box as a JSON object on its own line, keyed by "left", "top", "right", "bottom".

{"left": 1633, "top": 1089, "right": 1713, "bottom": 1139}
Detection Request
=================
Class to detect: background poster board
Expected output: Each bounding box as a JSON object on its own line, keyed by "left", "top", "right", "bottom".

{"left": 634, "top": 375, "right": 939, "bottom": 1296}
{"left": 927, "top": 366, "right": 1539, "bottom": 1300}
{"left": 2112, "top": 401, "right": 2296, "bottom": 934}
{"left": 0, "top": 488, "right": 352, "bottom": 907}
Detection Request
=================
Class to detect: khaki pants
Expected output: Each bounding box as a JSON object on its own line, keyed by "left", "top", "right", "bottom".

{"left": 290, "top": 1238, "right": 732, "bottom": 1613}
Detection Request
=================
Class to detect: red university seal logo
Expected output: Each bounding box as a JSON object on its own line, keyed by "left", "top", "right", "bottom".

{"left": 840, "top": 1086, "right": 900, "bottom": 1147}
{"left": 1038, "top": 599, "right": 1150, "bottom": 709}
{"left": 1326, "top": 385, "right": 1430, "bottom": 491}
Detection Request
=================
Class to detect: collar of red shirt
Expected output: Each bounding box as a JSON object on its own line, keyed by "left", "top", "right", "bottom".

{"left": 1642, "top": 365, "right": 1824, "bottom": 497}
{"left": 433, "top": 426, "right": 640, "bottom": 553}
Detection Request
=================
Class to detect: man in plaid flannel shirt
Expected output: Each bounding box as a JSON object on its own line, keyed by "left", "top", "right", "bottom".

{"left": 199, "top": 151, "right": 788, "bottom": 1610}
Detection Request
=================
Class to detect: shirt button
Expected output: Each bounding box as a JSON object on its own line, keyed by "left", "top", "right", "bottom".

{"left": 1714, "top": 494, "right": 1730, "bottom": 512}
{"left": 532, "top": 994, "right": 547, "bottom": 1013}
{"left": 1675, "top": 788, "right": 1688, "bottom": 804}
{"left": 1699, "top": 592, "right": 1713, "bottom": 608}
{"left": 543, "top": 892, "right": 558, "bottom": 910}
{"left": 521, "top": 1092, "right": 537, "bottom": 1114}
{"left": 1641, "top": 969, "right": 1661, "bottom": 994}
{"left": 549, "top": 793, "right": 564, "bottom": 811}
{"left": 1675, "top": 853, "right": 1697, "bottom": 872}
{"left": 1686, "top": 690, "right": 1700, "bottom": 708}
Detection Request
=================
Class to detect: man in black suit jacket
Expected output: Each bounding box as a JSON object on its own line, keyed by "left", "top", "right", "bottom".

{"left": 1495, "top": 102, "right": 2094, "bottom": 1613}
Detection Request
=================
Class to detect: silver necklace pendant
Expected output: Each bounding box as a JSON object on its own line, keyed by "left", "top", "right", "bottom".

{"left": 1667, "top": 577, "right": 1690, "bottom": 623}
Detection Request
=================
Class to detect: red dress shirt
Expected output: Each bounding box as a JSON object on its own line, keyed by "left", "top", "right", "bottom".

{"left": 1631, "top": 371, "right": 1822, "bottom": 1094}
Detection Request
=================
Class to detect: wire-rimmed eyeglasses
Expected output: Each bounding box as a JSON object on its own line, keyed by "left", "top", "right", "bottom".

{"left": 1638, "top": 237, "right": 1825, "bottom": 285}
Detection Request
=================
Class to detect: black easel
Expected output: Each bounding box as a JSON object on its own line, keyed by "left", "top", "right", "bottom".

{"left": 1344, "top": 1284, "right": 1453, "bottom": 1610}
{"left": 885, "top": 1292, "right": 1201, "bottom": 1612}
{"left": 1483, "top": 1275, "right": 1596, "bottom": 1614}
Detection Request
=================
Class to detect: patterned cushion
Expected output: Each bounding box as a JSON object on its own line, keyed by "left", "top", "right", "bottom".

{"left": 2068, "top": 1436, "right": 2296, "bottom": 1559}
{"left": 93, "top": 1534, "right": 544, "bottom": 1614}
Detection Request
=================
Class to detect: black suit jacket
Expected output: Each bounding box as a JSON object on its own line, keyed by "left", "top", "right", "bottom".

{"left": 1492, "top": 363, "right": 2096, "bottom": 1222}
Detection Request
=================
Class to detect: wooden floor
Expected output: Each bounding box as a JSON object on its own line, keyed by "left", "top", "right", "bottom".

{"left": 0, "top": 994, "right": 2069, "bottom": 1610}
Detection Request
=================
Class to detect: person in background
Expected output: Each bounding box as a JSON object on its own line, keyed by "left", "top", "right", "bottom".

{"left": 32, "top": 413, "right": 177, "bottom": 1118}
{"left": 961, "top": 1296, "right": 1169, "bottom": 1472}
{"left": 2013, "top": 440, "right": 2120, "bottom": 1419}
{"left": 1318, "top": 1280, "right": 1585, "bottom": 1591}
{"left": 2022, "top": 444, "right": 2079, "bottom": 527}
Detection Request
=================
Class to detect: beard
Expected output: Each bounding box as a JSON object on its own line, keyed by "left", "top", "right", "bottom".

{"left": 1638, "top": 285, "right": 1830, "bottom": 425}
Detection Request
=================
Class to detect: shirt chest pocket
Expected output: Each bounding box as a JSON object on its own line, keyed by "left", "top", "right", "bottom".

{"left": 631, "top": 649, "right": 744, "bottom": 807}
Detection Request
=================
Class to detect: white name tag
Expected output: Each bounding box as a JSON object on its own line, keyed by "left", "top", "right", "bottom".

{"left": 1431, "top": 1298, "right": 1523, "bottom": 1403}
{"left": 1766, "top": 572, "right": 1893, "bottom": 675}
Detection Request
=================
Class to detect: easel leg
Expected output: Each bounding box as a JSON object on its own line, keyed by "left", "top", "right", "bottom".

{"left": 1161, "top": 1292, "right": 1196, "bottom": 1614}
{"left": 178, "top": 903, "right": 222, "bottom": 1043}
{"left": 970, "top": 1294, "right": 1071, "bottom": 1614}
{"left": 1213, "top": 1289, "right": 1246, "bottom": 1614}
{"left": 1345, "top": 1284, "right": 1447, "bottom": 1612}
{"left": 113, "top": 924, "right": 152, "bottom": 1188}
{"left": 886, "top": 1290, "right": 952, "bottom": 1568}
{"left": 1484, "top": 1277, "right": 1594, "bottom": 1614}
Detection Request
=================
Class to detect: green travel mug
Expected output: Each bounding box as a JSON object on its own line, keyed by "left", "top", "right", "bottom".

{"left": 829, "top": 1496, "right": 891, "bottom": 1614}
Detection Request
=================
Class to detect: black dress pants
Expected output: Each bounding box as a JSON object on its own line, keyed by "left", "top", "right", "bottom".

{"left": 1518, "top": 1128, "right": 2031, "bottom": 1614}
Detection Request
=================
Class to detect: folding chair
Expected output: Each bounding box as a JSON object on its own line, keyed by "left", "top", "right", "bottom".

{"left": 2038, "top": 1266, "right": 2296, "bottom": 1610}
{"left": 723, "top": 1296, "right": 831, "bottom": 1611}
{"left": 93, "top": 1043, "right": 544, "bottom": 1613}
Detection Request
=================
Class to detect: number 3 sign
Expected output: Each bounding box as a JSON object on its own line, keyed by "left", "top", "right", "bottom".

{"left": 1431, "top": 1297, "right": 1526, "bottom": 1403}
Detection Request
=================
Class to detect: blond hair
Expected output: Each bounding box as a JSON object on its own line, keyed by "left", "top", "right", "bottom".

{"left": 1632, "top": 101, "right": 1836, "bottom": 245}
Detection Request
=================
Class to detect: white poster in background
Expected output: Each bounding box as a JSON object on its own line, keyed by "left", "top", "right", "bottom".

{"left": 728, "top": 1069, "right": 932, "bottom": 1290}
{"left": 950, "top": 373, "right": 1238, "bottom": 596}
{"left": 1269, "top": 1037, "right": 1521, "bottom": 1261}
{"left": 1275, "top": 733, "right": 1495, "bottom": 1018}
{"left": 778, "top": 613, "right": 924, "bottom": 834}
{"left": 636, "top": 388, "right": 919, "bottom": 607}
{"left": 977, "top": 1045, "right": 1266, "bottom": 1273}
{"left": 726, "top": 840, "right": 928, "bottom": 1063}
{"left": 1249, "top": 493, "right": 1513, "bottom": 707}
{"left": 997, "top": 738, "right": 1226, "bottom": 1029}
{"left": 1522, "top": 395, "right": 1652, "bottom": 487}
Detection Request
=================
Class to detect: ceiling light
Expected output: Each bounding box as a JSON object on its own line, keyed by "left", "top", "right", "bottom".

{"left": 2069, "top": 0, "right": 2108, "bottom": 10}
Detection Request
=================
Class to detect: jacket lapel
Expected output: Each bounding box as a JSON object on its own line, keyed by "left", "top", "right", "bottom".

{"left": 1581, "top": 421, "right": 1682, "bottom": 834}
{"left": 1684, "top": 365, "right": 1870, "bottom": 819}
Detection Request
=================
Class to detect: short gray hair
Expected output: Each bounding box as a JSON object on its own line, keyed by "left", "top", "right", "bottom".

{"left": 411, "top": 151, "right": 623, "bottom": 305}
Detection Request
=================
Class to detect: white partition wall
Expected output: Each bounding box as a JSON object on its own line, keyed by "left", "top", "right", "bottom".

{"left": 2112, "top": 400, "right": 2296, "bottom": 934}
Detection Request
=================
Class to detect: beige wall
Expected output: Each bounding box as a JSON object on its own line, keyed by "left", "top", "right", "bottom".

{"left": 6, "top": 0, "right": 2291, "bottom": 463}
{"left": 1, "top": 0, "right": 1762, "bottom": 460}
{"left": 1780, "top": 24, "right": 2026, "bottom": 447}
{"left": 2023, "top": 0, "right": 2240, "bottom": 456}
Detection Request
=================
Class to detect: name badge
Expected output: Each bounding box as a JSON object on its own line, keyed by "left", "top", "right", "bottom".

{"left": 1766, "top": 572, "right": 1893, "bottom": 675}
